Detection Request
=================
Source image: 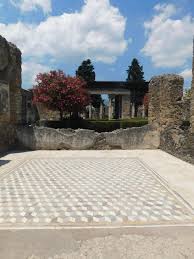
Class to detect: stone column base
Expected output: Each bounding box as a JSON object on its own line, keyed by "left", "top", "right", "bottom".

{"left": 122, "top": 95, "right": 131, "bottom": 119}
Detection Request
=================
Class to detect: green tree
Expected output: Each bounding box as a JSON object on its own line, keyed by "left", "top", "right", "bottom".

{"left": 126, "top": 59, "right": 146, "bottom": 117}
{"left": 76, "top": 59, "right": 103, "bottom": 108}
{"left": 126, "top": 58, "right": 144, "bottom": 81}
{"left": 76, "top": 59, "right": 96, "bottom": 82}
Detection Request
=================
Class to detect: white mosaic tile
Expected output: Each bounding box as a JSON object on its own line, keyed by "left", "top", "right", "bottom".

{"left": 0, "top": 157, "right": 193, "bottom": 227}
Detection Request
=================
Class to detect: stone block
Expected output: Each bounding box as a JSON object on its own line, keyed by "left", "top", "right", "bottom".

{"left": 148, "top": 74, "right": 184, "bottom": 129}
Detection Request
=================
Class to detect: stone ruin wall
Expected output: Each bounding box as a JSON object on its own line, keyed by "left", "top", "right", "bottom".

{"left": 189, "top": 41, "right": 194, "bottom": 156}
{"left": 0, "top": 36, "right": 22, "bottom": 151}
{"left": 16, "top": 125, "right": 160, "bottom": 150}
{"left": 191, "top": 66, "right": 194, "bottom": 135}
{"left": 182, "top": 97, "right": 191, "bottom": 122}
{"left": 148, "top": 74, "right": 184, "bottom": 129}
{"left": 191, "top": 85, "right": 194, "bottom": 134}
{"left": 148, "top": 74, "right": 194, "bottom": 161}
{"left": 190, "top": 88, "right": 194, "bottom": 157}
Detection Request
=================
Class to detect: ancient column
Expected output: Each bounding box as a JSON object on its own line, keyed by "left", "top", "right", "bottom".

{"left": 131, "top": 103, "right": 135, "bottom": 118}
{"left": 121, "top": 95, "right": 131, "bottom": 119}
{"left": 142, "top": 104, "right": 145, "bottom": 118}
{"left": 99, "top": 102, "right": 103, "bottom": 119}
{"left": 108, "top": 95, "right": 114, "bottom": 120}
{"left": 88, "top": 104, "right": 92, "bottom": 119}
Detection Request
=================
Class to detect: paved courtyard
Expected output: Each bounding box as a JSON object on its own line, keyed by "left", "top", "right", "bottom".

{"left": 1, "top": 150, "right": 194, "bottom": 258}
{"left": 0, "top": 150, "right": 194, "bottom": 228}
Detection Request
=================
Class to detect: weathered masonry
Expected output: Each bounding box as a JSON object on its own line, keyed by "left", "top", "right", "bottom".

{"left": 191, "top": 39, "right": 194, "bottom": 134}
{"left": 0, "top": 36, "right": 22, "bottom": 124}
{"left": 148, "top": 74, "right": 183, "bottom": 129}
{"left": 0, "top": 36, "right": 22, "bottom": 151}
{"left": 190, "top": 39, "right": 194, "bottom": 155}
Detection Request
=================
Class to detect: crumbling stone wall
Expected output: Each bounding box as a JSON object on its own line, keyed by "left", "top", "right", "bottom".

{"left": 148, "top": 77, "right": 161, "bottom": 126}
{"left": 0, "top": 82, "right": 10, "bottom": 122}
{"left": 0, "top": 123, "right": 17, "bottom": 152}
{"left": 189, "top": 42, "right": 194, "bottom": 157}
{"left": 0, "top": 36, "right": 22, "bottom": 151}
{"left": 190, "top": 89, "right": 194, "bottom": 157}
{"left": 182, "top": 97, "right": 191, "bottom": 121}
{"left": 148, "top": 74, "right": 194, "bottom": 162}
{"left": 0, "top": 35, "right": 22, "bottom": 124}
{"left": 191, "top": 80, "right": 194, "bottom": 135}
{"left": 190, "top": 39, "right": 194, "bottom": 134}
{"left": 16, "top": 125, "right": 160, "bottom": 150}
{"left": 149, "top": 74, "right": 183, "bottom": 129}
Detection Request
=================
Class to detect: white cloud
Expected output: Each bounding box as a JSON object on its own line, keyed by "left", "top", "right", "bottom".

{"left": 2, "top": 0, "right": 128, "bottom": 86}
{"left": 2, "top": 0, "right": 127, "bottom": 66}
{"left": 142, "top": 3, "right": 194, "bottom": 68}
{"left": 179, "top": 68, "right": 192, "bottom": 79}
{"left": 10, "top": 0, "right": 52, "bottom": 14}
{"left": 22, "top": 61, "right": 51, "bottom": 87}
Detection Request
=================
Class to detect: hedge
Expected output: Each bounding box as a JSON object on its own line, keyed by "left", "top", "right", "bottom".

{"left": 38, "top": 118, "right": 148, "bottom": 132}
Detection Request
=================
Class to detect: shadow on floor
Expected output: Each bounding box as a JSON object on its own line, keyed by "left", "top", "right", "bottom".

{"left": 0, "top": 160, "right": 11, "bottom": 167}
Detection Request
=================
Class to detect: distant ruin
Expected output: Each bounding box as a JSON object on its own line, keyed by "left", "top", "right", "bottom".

{"left": 87, "top": 81, "right": 148, "bottom": 120}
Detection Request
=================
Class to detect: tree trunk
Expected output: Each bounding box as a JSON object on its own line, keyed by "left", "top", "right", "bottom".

{"left": 72, "top": 111, "right": 79, "bottom": 119}
{"left": 71, "top": 105, "right": 79, "bottom": 119}
{"left": 59, "top": 110, "right": 63, "bottom": 121}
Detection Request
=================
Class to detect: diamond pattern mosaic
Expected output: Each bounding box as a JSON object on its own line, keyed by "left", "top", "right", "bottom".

{"left": 0, "top": 157, "right": 193, "bottom": 227}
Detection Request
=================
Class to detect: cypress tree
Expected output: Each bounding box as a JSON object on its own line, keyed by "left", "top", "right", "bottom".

{"left": 126, "top": 58, "right": 144, "bottom": 81}
{"left": 76, "top": 59, "right": 102, "bottom": 108}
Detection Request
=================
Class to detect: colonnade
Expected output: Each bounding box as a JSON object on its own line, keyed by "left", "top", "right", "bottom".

{"left": 88, "top": 94, "right": 146, "bottom": 120}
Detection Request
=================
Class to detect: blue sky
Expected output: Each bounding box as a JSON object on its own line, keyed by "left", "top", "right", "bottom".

{"left": 0, "top": 0, "right": 194, "bottom": 88}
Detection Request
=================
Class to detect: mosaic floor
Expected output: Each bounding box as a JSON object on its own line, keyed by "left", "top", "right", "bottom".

{"left": 0, "top": 157, "right": 193, "bottom": 227}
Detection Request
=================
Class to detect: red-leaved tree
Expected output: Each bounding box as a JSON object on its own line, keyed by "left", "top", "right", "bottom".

{"left": 33, "top": 70, "right": 90, "bottom": 120}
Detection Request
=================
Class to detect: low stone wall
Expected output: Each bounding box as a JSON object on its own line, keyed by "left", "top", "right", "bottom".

{"left": 16, "top": 125, "right": 160, "bottom": 150}
{"left": 0, "top": 123, "right": 17, "bottom": 152}
{"left": 160, "top": 127, "right": 194, "bottom": 164}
